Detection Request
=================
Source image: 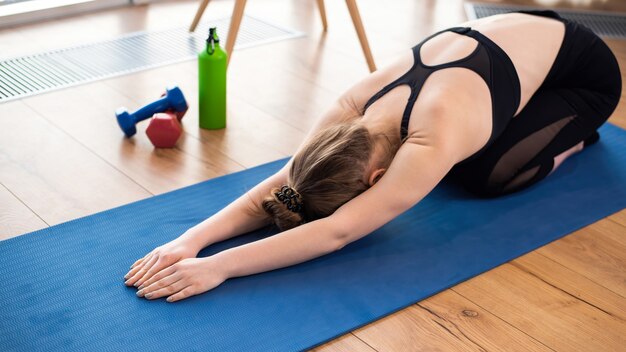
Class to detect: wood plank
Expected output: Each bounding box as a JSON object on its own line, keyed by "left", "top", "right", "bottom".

{"left": 311, "top": 333, "right": 377, "bottom": 352}
{"left": 592, "top": 218, "right": 626, "bottom": 248}
{"left": 609, "top": 209, "right": 626, "bottom": 227}
{"left": 232, "top": 36, "right": 367, "bottom": 95}
{"left": 0, "top": 100, "right": 150, "bottom": 226}
{"left": 260, "top": 0, "right": 469, "bottom": 64}
{"left": 0, "top": 183, "right": 48, "bottom": 240}
{"left": 454, "top": 262, "right": 626, "bottom": 352}
{"left": 22, "top": 75, "right": 245, "bottom": 195}
{"left": 536, "top": 219, "right": 626, "bottom": 297}
{"left": 106, "top": 52, "right": 338, "bottom": 146}
{"left": 0, "top": 28, "right": 29, "bottom": 57}
{"left": 228, "top": 56, "right": 340, "bottom": 133}
{"left": 352, "top": 290, "right": 550, "bottom": 351}
{"left": 191, "top": 94, "right": 305, "bottom": 167}
{"left": 102, "top": 61, "right": 306, "bottom": 168}
{"left": 512, "top": 251, "right": 626, "bottom": 321}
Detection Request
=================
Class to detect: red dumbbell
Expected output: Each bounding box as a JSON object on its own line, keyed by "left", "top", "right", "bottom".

{"left": 146, "top": 112, "right": 183, "bottom": 148}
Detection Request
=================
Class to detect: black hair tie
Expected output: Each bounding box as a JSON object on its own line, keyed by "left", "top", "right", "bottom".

{"left": 274, "top": 185, "right": 304, "bottom": 213}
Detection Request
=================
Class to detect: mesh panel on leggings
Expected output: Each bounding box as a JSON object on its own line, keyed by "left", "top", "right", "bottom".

{"left": 487, "top": 114, "right": 576, "bottom": 187}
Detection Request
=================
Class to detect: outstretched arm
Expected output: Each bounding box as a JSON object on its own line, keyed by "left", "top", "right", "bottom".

{"left": 136, "top": 112, "right": 460, "bottom": 301}
{"left": 177, "top": 95, "right": 360, "bottom": 252}
{"left": 125, "top": 96, "right": 360, "bottom": 288}
{"left": 178, "top": 170, "right": 288, "bottom": 252}
{"left": 217, "top": 131, "right": 458, "bottom": 279}
{"left": 124, "top": 168, "right": 289, "bottom": 287}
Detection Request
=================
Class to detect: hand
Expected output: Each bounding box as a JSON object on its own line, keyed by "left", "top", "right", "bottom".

{"left": 135, "top": 256, "right": 228, "bottom": 302}
{"left": 124, "top": 238, "right": 199, "bottom": 288}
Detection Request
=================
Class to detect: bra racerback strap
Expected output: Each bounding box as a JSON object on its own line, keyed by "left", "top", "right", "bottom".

{"left": 362, "top": 77, "right": 407, "bottom": 113}
{"left": 363, "top": 26, "right": 491, "bottom": 140}
{"left": 398, "top": 63, "right": 435, "bottom": 139}
{"left": 362, "top": 27, "right": 467, "bottom": 114}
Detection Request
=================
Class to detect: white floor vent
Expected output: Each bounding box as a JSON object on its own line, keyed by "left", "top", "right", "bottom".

{"left": 0, "top": 15, "right": 304, "bottom": 103}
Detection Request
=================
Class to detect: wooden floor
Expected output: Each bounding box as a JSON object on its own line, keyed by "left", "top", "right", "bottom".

{"left": 1, "top": 0, "right": 625, "bottom": 350}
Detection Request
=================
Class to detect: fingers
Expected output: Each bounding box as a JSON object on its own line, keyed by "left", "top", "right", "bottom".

{"left": 142, "top": 280, "right": 188, "bottom": 300}
{"left": 167, "top": 286, "right": 197, "bottom": 303}
{"left": 124, "top": 254, "right": 157, "bottom": 287}
{"left": 124, "top": 256, "right": 149, "bottom": 281}
{"left": 137, "top": 266, "right": 176, "bottom": 293}
{"left": 130, "top": 257, "right": 145, "bottom": 269}
{"left": 135, "top": 255, "right": 171, "bottom": 288}
{"left": 129, "top": 257, "right": 220, "bottom": 303}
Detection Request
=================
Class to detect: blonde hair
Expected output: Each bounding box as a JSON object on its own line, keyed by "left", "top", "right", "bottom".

{"left": 262, "top": 122, "right": 397, "bottom": 231}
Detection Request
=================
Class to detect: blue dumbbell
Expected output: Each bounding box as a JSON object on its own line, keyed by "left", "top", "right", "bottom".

{"left": 116, "top": 86, "right": 188, "bottom": 137}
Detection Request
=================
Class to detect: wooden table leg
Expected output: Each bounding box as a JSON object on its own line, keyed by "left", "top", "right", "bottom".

{"left": 316, "top": 0, "right": 328, "bottom": 32}
{"left": 345, "top": 0, "right": 376, "bottom": 72}
{"left": 225, "top": 0, "right": 247, "bottom": 66}
{"left": 189, "top": 0, "right": 212, "bottom": 32}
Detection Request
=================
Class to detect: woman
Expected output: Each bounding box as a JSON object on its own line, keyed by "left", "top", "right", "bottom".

{"left": 124, "top": 10, "right": 622, "bottom": 302}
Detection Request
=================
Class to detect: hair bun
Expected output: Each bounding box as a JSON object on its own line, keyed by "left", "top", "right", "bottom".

{"left": 274, "top": 185, "right": 304, "bottom": 213}
{"left": 262, "top": 186, "right": 304, "bottom": 231}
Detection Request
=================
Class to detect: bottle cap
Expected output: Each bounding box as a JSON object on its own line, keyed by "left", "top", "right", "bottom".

{"left": 206, "top": 27, "right": 220, "bottom": 55}
{"left": 208, "top": 27, "right": 220, "bottom": 43}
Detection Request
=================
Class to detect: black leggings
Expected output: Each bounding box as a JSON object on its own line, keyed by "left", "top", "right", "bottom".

{"left": 452, "top": 12, "right": 622, "bottom": 197}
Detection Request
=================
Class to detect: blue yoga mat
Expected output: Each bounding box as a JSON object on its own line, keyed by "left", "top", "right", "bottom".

{"left": 1, "top": 124, "right": 625, "bottom": 352}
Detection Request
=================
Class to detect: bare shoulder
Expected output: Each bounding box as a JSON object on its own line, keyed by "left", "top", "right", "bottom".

{"left": 290, "top": 62, "right": 420, "bottom": 163}
{"left": 340, "top": 50, "right": 415, "bottom": 113}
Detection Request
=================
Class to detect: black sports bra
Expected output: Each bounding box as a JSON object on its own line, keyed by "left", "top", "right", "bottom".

{"left": 363, "top": 26, "right": 521, "bottom": 148}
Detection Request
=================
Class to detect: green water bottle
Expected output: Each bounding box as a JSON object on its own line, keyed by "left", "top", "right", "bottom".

{"left": 198, "top": 27, "right": 227, "bottom": 129}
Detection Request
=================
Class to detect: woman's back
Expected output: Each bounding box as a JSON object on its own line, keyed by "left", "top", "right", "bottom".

{"left": 459, "top": 12, "right": 566, "bottom": 114}
{"left": 345, "top": 12, "right": 567, "bottom": 160}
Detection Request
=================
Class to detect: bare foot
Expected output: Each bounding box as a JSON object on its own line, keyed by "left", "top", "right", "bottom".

{"left": 549, "top": 141, "right": 584, "bottom": 176}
